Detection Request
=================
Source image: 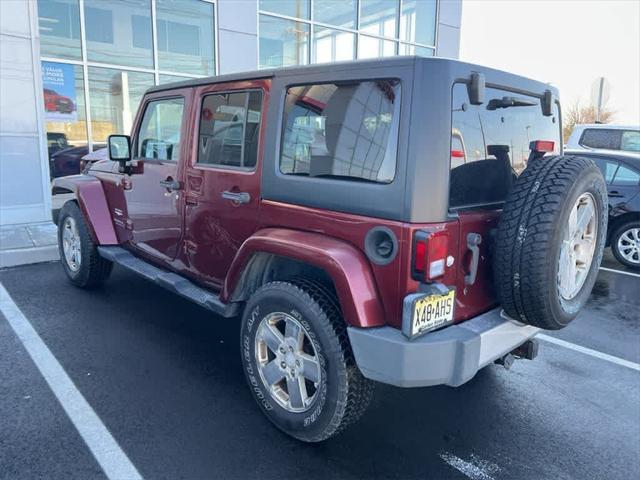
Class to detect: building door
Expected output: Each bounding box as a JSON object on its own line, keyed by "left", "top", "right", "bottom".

{"left": 125, "top": 92, "right": 189, "bottom": 262}
{"left": 181, "top": 83, "right": 266, "bottom": 287}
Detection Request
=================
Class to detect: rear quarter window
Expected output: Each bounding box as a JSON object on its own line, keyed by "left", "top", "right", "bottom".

{"left": 579, "top": 128, "right": 622, "bottom": 150}
{"left": 279, "top": 80, "right": 401, "bottom": 184}
{"left": 448, "top": 84, "right": 560, "bottom": 209}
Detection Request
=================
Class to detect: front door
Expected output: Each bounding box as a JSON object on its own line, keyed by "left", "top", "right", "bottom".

{"left": 181, "top": 82, "right": 267, "bottom": 287}
{"left": 125, "top": 92, "right": 190, "bottom": 262}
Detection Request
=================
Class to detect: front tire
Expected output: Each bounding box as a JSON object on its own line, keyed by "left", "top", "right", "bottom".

{"left": 240, "top": 280, "right": 373, "bottom": 442}
{"left": 58, "top": 201, "right": 113, "bottom": 288}
{"left": 610, "top": 221, "right": 640, "bottom": 269}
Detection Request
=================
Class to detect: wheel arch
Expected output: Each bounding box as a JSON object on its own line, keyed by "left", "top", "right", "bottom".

{"left": 52, "top": 175, "right": 118, "bottom": 245}
{"left": 223, "top": 228, "right": 386, "bottom": 328}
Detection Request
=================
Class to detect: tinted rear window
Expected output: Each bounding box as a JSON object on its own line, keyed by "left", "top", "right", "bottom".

{"left": 279, "top": 80, "right": 401, "bottom": 184}
{"left": 449, "top": 84, "right": 560, "bottom": 209}
{"left": 580, "top": 128, "right": 640, "bottom": 152}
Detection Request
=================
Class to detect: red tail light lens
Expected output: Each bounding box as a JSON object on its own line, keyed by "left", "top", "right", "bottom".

{"left": 412, "top": 230, "right": 449, "bottom": 282}
{"left": 529, "top": 140, "right": 555, "bottom": 152}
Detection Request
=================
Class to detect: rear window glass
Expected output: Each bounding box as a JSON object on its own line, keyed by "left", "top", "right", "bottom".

{"left": 449, "top": 84, "right": 560, "bottom": 209}
{"left": 579, "top": 128, "right": 640, "bottom": 151}
{"left": 279, "top": 80, "right": 401, "bottom": 184}
{"left": 612, "top": 164, "right": 640, "bottom": 186}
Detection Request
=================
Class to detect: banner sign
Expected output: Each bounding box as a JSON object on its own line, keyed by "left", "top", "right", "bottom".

{"left": 41, "top": 61, "right": 77, "bottom": 121}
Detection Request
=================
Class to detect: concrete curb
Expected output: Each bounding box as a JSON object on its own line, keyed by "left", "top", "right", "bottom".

{"left": 0, "top": 245, "right": 59, "bottom": 269}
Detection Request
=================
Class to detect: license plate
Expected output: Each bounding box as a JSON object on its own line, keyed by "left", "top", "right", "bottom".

{"left": 411, "top": 290, "right": 455, "bottom": 338}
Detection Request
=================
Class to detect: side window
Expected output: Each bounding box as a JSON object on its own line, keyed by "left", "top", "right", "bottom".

{"left": 279, "top": 80, "right": 401, "bottom": 184}
{"left": 612, "top": 165, "right": 640, "bottom": 187}
{"left": 593, "top": 158, "right": 618, "bottom": 184}
{"left": 137, "top": 97, "right": 184, "bottom": 161}
{"left": 621, "top": 130, "right": 640, "bottom": 152}
{"left": 197, "top": 90, "right": 263, "bottom": 168}
{"left": 449, "top": 83, "right": 560, "bottom": 209}
{"left": 579, "top": 128, "right": 622, "bottom": 150}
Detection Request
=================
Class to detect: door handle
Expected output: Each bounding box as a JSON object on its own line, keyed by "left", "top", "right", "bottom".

{"left": 160, "top": 178, "right": 181, "bottom": 191}
{"left": 221, "top": 190, "right": 251, "bottom": 204}
{"left": 608, "top": 191, "right": 623, "bottom": 198}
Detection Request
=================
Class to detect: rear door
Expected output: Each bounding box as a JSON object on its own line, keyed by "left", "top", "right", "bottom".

{"left": 448, "top": 83, "right": 561, "bottom": 319}
{"left": 181, "top": 81, "right": 267, "bottom": 287}
{"left": 124, "top": 90, "right": 190, "bottom": 262}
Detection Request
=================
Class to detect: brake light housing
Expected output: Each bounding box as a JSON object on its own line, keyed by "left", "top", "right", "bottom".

{"left": 412, "top": 230, "right": 450, "bottom": 282}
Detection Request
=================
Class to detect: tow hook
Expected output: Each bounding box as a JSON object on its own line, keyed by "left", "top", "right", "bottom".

{"left": 495, "top": 339, "right": 539, "bottom": 369}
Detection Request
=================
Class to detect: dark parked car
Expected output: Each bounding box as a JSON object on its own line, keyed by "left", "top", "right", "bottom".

{"left": 49, "top": 144, "right": 106, "bottom": 178}
{"left": 566, "top": 150, "right": 640, "bottom": 268}
{"left": 52, "top": 57, "right": 607, "bottom": 442}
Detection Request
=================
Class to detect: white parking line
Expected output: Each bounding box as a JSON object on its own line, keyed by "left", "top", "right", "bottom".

{"left": 537, "top": 334, "right": 640, "bottom": 372}
{"left": 599, "top": 266, "right": 640, "bottom": 278}
{"left": 0, "top": 283, "right": 143, "bottom": 480}
{"left": 439, "top": 452, "right": 499, "bottom": 480}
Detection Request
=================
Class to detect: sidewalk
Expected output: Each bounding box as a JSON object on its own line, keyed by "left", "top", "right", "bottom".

{"left": 0, "top": 223, "right": 59, "bottom": 268}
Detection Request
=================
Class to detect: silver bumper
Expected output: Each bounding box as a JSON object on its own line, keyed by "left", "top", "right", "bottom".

{"left": 347, "top": 308, "right": 539, "bottom": 388}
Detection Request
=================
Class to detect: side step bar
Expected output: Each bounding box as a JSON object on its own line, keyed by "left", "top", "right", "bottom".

{"left": 97, "top": 246, "right": 238, "bottom": 318}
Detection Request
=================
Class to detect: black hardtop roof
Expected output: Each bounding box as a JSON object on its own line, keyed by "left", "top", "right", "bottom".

{"left": 147, "top": 56, "right": 558, "bottom": 97}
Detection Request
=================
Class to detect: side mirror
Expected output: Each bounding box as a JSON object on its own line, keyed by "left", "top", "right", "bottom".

{"left": 108, "top": 134, "right": 131, "bottom": 163}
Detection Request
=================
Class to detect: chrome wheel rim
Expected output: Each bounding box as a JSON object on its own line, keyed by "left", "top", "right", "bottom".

{"left": 558, "top": 193, "right": 598, "bottom": 300}
{"left": 617, "top": 227, "right": 640, "bottom": 265}
{"left": 62, "top": 217, "right": 81, "bottom": 272}
{"left": 255, "top": 312, "right": 322, "bottom": 413}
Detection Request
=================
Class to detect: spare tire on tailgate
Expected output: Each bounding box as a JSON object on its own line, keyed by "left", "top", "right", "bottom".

{"left": 494, "top": 155, "right": 607, "bottom": 330}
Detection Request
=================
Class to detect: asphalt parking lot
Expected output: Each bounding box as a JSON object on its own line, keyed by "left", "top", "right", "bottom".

{"left": 1, "top": 251, "right": 639, "bottom": 480}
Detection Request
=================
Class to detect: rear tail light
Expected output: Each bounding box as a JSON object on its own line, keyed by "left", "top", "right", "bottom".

{"left": 412, "top": 230, "right": 449, "bottom": 282}
{"left": 529, "top": 140, "right": 555, "bottom": 153}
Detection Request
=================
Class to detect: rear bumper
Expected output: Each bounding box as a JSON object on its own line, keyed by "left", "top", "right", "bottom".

{"left": 347, "top": 308, "right": 539, "bottom": 388}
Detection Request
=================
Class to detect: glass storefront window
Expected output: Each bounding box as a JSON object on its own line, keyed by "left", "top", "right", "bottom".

{"left": 313, "top": 0, "right": 357, "bottom": 29}
{"left": 399, "top": 43, "right": 434, "bottom": 57}
{"left": 358, "top": 35, "right": 396, "bottom": 59}
{"left": 400, "top": 0, "right": 437, "bottom": 47}
{"left": 259, "top": 15, "right": 309, "bottom": 68}
{"left": 159, "top": 74, "right": 194, "bottom": 85}
{"left": 313, "top": 27, "right": 355, "bottom": 63}
{"left": 156, "top": 0, "right": 215, "bottom": 76}
{"left": 360, "top": 0, "right": 398, "bottom": 38}
{"left": 38, "top": 0, "right": 82, "bottom": 60}
{"left": 84, "top": 0, "right": 153, "bottom": 69}
{"left": 88, "top": 67, "right": 154, "bottom": 143}
{"left": 259, "top": 0, "right": 310, "bottom": 20}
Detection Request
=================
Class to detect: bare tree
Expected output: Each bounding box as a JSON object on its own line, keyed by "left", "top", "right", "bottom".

{"left": 562, "top": 99, "right": 616, "bottom": 143}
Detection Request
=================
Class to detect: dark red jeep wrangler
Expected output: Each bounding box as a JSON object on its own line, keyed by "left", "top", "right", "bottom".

{"left": 52, "top": 57, "right": 607, "bottom": 442}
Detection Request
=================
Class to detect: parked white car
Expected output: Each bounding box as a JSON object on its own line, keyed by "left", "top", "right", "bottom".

{"left": 566, "top": 124, "right": 640, "bottom": 154}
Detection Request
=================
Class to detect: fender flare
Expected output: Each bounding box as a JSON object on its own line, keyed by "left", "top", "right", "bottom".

{"left": 222, "top": 228, "right": 385, "bottom": 328}
{"left": 52, "top": 175, "right": 118, "bottom": 245}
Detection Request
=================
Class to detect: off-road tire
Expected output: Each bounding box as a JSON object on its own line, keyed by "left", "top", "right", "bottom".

{"left": 610, "top": 220, "right": 640, "bottom": 269}
{"left": 240, "top": 279, "right": 374, "bottom": 442}
{"left": 494, "top": 155, "right": 607, "bottom": 329}
{"left": 58, "top": 201, "right": 113, "bottom": 288}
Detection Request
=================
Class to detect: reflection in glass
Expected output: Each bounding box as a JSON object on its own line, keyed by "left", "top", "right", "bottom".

{"left": 358, "top": 35, "right": 396, "bottom": 59}
{"left": 400, "top": 0, "right": 437, "bottom": 46}
{"left": 313, "top": 27, "right": 355, "bottom": 63}
{"left": 88, "top": 67, "right": 154, "bottom": 143}
{"left": 259, "top": 15, "right": 309, "bottom": 68}
{"left": 313, "top": 0, "right": 357, "bottom": 29}
{"left": 360, "top": 0, "right": 398, "bottom": 38}
{"left": 399, "top": 43, "right": 434, "bottom": 57}
{"left": 38, "top": 0, "right": 82, "bottom": 60}
{"left": 280, "top": 80, "right": 401, "bottom": 183}
{"left": 156, "top": 0, "right": 215, "bottom": 76}
{"left": 259, "top": 0, "right": 309, "bottom": 20}
{"left": 84, "top": 0, "right": 153, "bottom": 68}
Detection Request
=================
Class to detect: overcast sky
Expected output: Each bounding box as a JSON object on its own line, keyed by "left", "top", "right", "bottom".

{"left": 459, "top": 0, "right": 640, "bottom": 124}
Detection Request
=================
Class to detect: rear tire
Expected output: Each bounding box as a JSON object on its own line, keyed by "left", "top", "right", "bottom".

{"left": 58, "top": 201, "right": 112, "bottom": 288}
{"left": 240, "top": 279, "right": 373, "bottom": 442}
{"left": 494, "top": 155, "right": 607, "bottom": 330}
{"left": 610, "top": 221, "right": 640, "bottom": 269}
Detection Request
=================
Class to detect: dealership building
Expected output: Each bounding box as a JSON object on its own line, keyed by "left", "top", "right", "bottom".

{"left": 0, "top": 0, "right": 461, "bottom": 231}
